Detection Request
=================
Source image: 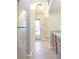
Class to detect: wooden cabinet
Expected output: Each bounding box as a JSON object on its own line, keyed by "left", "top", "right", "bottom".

{"left": 51, "top": 32, "right": 61, "bottom": 59}
{"left": 57, "top": 40, "right": 61, "bottom": 59}
{"left": 56, "top": 36, "right": 61, "bottom": 59}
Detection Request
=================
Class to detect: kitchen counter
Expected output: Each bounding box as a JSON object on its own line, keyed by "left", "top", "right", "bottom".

{"left": 53, "top": 31, "right": 61, "bottom": 43}
{"left": 53, "top": 32, "right": 61, "bottom": 38}
{"left": 51, "top": 31, "right": 61, "bottom": 59}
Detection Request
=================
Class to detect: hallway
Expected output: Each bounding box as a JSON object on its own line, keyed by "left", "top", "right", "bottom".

{"left": 17, "top": 0, "right": 61, "bottom": 59}
{"left": 27, "top": 40, "right": 58, "bottom": 59}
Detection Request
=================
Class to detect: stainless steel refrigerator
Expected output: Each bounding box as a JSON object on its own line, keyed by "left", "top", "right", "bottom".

{"left": 17, "top": 8, "right": 27, "bottom": 59}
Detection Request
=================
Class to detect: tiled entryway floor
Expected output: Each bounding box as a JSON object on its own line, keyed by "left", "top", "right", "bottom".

{"left": 27, "top": 40, "right": 58, "bottom": 59}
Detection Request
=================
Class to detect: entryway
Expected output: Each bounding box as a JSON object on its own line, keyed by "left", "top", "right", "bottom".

{"left": 35, "top": 19, "right": 41, "bottom": 40}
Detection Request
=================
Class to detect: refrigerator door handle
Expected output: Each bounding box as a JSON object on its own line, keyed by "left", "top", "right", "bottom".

{"left": 17, "top": 27, "right": 28, "bottom": 28}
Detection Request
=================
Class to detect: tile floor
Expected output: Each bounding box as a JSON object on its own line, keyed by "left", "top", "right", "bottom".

{"left": 27, "top": 40, "right": 58, "bottom": 59}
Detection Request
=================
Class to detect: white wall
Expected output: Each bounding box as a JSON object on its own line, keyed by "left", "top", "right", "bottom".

{"left": 49, "top": 0, "right": 61, "bottom": 32}
{"left": 49, "top": 12, "right": 61, "bottom": 31}
{"left": 30, "top": 9, "right": 35, "bottom": 54}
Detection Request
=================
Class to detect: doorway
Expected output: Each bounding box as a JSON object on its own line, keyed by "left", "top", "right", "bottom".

{"left": 35, "top": 19, "right": 41, "bottom": 40}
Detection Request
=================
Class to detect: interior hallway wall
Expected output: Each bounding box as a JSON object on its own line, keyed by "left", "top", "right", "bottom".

{"left": 49, "top": 12, "right": 61, "bottom": 31}
{"left": 30, "top": 7, "right": 35, "bottom": 54}
{"left": 49, "top": 0, "right": 61, "bottom": 32}
{"left": 43, "top": 17, "right": 49, "bottom": 40}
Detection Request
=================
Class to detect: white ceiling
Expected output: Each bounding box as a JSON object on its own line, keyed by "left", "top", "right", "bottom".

{"left": 31, "top": 0, "right": 48, "bottom": 11}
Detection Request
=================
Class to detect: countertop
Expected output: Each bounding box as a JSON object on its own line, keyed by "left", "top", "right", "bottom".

{"left": 52, "top": 31, "right": 61, "bottom": 38}
{"left": 52, "top": 31, "right": 61, "bottom": 44}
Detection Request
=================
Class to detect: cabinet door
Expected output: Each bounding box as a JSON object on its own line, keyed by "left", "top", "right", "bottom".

{"left": 51, "top": 34, "right": 58, "bottom": 54}
{"left": 57, "top": 41, "right": 61, "bottom": 59}
{"left": 52, "top": 33, "right": 55, "bottom": 47}
{"left": 52, "top": 35, "right": 57, "bottom": 54}
{"left": 17, "top": 28, "right": 27, "bottom": 59}
{"left": 49, "top": 33, "right": 55, "bottom": 48}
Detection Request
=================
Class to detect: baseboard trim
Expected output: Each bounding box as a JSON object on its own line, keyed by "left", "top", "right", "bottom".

{"left": 49, "top": 42, "right": 53, "bottom": 49}
{"left": 27, "top": 46, "right": 35, "bottom": 56}
{"left": 49, "top": 44, "right": 53, "bottom": 48}
{"left": 49, "top": 46, "right": 53, "bottom": 49}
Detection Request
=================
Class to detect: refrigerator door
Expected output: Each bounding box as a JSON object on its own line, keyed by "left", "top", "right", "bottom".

{"left": 17, "top": 27, "right": 27, "bottom": 59}
{"left": 17, "top": 9, "right": 27, "bottom": 59}
{"left": 17, "top": 9, "right": 27, "bottom": 28}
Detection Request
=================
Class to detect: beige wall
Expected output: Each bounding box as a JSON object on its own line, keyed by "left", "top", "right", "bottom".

{"left": 30, "top": 8, "right": 35, "bottom": 53}
{"left": 49, "top": 0, "right": 61, "bottom": 32}
{"left": 43, "top": 17, "right": 49, "bottom": 40}
{"left": 49, "top": 12, "right": 61, "bottom": 31}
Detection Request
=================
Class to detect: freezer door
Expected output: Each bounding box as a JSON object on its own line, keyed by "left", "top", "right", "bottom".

{"left": 17, "top": 10, "right": 27, "bottom": 27}
{"left": 17, "top": 28, "right": 27, "bottom": 59}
